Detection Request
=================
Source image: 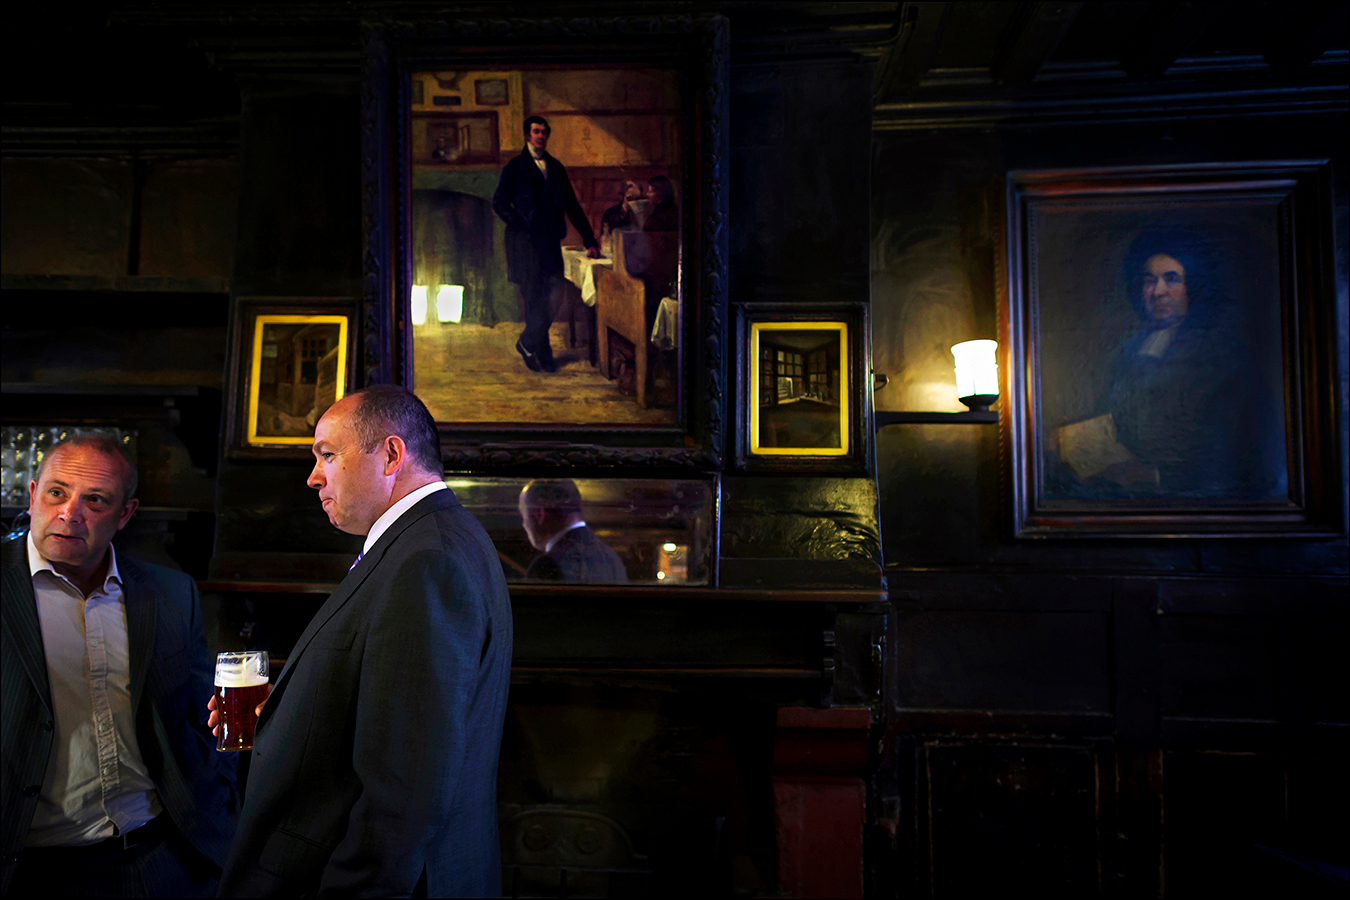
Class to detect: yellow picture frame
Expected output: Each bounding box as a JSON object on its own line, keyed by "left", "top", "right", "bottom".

{"left": 749, "top": 321, "right": 849, "bottom": 457}
{"left": 246, "top": 314, "right": 349, "bottom": 447}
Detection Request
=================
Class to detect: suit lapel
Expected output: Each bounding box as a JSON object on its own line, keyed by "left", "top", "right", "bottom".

{"left": 258, "top": 490, "right": 459, "bottom": 727}
{"left": 1, "top": 539, "right": 53, "bottom": 712}
{"left": 117, "top": 555, "right": 157, "bottom": 709}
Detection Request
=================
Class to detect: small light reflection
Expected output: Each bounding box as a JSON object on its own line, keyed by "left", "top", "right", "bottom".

{"left": 657, "top": 542, "right": 688, "bottom": 585}
{"left": 435, "top": 285, "right": 464, "bottom": 323}
{"left": 411, "top": 285, "right": 429, "bottom": 326}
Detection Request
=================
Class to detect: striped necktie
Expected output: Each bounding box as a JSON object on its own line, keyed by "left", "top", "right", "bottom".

{"left": 349, "top": 550, "right": 364, "bottom": 572}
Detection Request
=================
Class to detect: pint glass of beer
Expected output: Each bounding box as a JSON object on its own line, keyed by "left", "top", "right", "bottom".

{"left": 214, "top": 650, "right": 269, "bottom": 752}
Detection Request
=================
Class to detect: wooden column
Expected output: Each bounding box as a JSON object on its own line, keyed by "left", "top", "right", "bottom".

{"left": 773, "top": 706, "right": 871, "bottom": 899}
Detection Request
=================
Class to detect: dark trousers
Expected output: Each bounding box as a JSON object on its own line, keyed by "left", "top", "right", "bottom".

{"left": 518, "top": 275, "right": 563, "bottom": 362}
{"left": 7, "top": 819, "right": 218, "bottom": 899}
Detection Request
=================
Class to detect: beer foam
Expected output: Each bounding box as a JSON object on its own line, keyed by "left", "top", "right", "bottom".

{"left": 215, "top": 663, "right": 269, "bottom": 688}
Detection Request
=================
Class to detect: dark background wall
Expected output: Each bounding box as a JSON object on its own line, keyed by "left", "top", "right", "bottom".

{"left": 3, "top": 3, "right": 1347, "bottom": 897}
{"left": 869, "top": 97, "right": 1348, "bottom": 900}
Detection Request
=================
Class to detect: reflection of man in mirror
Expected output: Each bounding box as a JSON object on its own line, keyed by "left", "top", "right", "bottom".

{"left": 492, "top": 115, "right": 600, "bottom": 374}
{"left": 517, "top": 480, "right": 627, "bottom": 584}
{"left": 1055, "top": 230, "right": 1285, "bottom": 499}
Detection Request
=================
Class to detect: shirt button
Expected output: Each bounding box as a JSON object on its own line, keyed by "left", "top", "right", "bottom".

{"left": 91, "top": 640, "right": 99, "bottom": 648}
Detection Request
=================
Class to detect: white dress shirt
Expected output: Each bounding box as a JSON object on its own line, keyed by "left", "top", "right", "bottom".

{"left": 361, "top": 480, "right": 448, "bottom": 558}
{"left": 528, "top": 145, "right": 549, "bottom": 179}
{"left": 25, "top": 532, "right": 162, "bottom": 847}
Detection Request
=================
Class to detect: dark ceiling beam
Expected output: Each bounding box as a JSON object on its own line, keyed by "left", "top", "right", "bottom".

{"left": 1118, "top": 2, "right": 1225, "bottom": 79}
{"left": 1264, "top": 1, "right": 1349, "bottom": 70}
{"left": 873, "top": 2, "right": 950, "bottom": 101}
{"left": 991, "top": 1, "right": 1083, "bottom": 87}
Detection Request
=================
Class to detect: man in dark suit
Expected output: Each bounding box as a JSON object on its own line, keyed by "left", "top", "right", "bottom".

{"left": 519, "top": 479, "right": 628, "bottom": 584}
{"left": 216, "top": 385, "right": 512, "bottom": 897}
{"left": 492, "top": 114, "right": 601, "bottom": 373}
{"left": 1, "top": 435, "right": 238, "bottom": 897}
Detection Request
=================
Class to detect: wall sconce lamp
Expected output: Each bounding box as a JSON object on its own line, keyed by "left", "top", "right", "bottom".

{"left": 951, "top": 339, "right": 998, "bottom": 412}
{"left": 873, "top": 339, "right": 1000, "bottom": 428}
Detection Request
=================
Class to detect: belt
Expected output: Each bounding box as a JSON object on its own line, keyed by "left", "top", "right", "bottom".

{"left": 24, "top": 815, "right": 168, "bottom": 857}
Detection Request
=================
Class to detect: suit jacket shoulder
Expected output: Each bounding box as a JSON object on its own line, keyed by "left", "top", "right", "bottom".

{"left": 527, "top": 526, "right": 628, "bottom": 584}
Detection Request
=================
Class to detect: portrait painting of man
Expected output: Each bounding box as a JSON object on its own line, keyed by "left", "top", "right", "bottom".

{"left": 1031, "top": 205, "right": 1290, "bottom": 505}
{"left": 406, "top": 67, "right": 684, "bottom": 429}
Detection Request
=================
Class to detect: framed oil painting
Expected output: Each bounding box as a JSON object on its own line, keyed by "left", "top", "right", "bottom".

{"left": 362, "top": 16, "right": 728, "bottom": 469}
{"left": 226, "top": 298, "right": 357, "bottom": 458}
{"left": 735, "top": 303, "right": 870, "bottom": 473}
{"left": 1003, "top": 161, "right": 1341, "bottom": 537}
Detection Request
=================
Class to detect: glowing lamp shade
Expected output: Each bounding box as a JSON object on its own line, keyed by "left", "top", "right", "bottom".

{"left": 410, "top": 285, "right": 429, "bottom": 326}
{"left": 435, "top": 285, "right": 464, "bottom": 323}
{"left": 951, "top": 339, "right": 999, "bottom": 411}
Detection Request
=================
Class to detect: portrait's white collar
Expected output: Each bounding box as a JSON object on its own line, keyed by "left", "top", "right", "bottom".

{"left": 1138, "top": 321, "right": 1182, "bottom": 358}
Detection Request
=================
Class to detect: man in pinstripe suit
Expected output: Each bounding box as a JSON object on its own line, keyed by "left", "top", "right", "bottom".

{"left": 1, "top": 435, "right": 238, "bottom": 897}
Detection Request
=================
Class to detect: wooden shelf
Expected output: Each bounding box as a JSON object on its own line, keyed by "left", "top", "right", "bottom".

{"left": 511, "top": 665, "right": 820, "bottom": 679}
{"left": 198, "top": 580, "right": 887, "bottom": 605}
{"left": 875, "top": 410, "right": 998, "bottom": 426}
{"left": 1, "top": 383, "right": 205, "bottom": 397}
{"left": 1, "top": 274, "right": 229, "bottom": 294}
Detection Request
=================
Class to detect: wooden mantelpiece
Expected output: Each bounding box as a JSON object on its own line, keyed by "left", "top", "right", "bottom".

{"left": 200, "top": 581, "right": 886, "bottom": 605}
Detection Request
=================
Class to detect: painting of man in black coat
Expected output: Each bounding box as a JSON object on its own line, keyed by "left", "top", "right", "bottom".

{"left": 492, "top": 115, "right": 600, "bottom": 373}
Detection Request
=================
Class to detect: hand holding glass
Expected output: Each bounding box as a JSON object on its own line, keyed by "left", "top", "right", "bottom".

{"left": 213, "top": 651, "right": 269, "bottom": 752}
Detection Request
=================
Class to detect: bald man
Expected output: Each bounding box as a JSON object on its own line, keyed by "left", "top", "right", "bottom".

{"left": 217, "top": 385, "right": 512, "bottom": 897}
{"left": 518, "top": 479, "right": 627, "bottom": 584}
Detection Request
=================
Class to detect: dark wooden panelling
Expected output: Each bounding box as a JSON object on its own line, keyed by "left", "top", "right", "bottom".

{"left": 212, "top": 462, "right": 364, "bottom": 559}
{"left": 512, "top": 598, "right": 828, "bottom": 670}
{"left": 232, "top": 82, "right": 362, "bottom": 298}
{"left": 1, "top": 159, "right": 133, "bottom": 276}
{"left": 729, "top": 61, "right": 871, "bottom": 305}
{"left": 720, "top": 476, "right": 883, "bottom": 573}
{"left": 924, "top": 741, "right": 1104, "bottom": 896}
{"left": 1162, "top": 751, "right": 1293, "bottom": 897}
{"left": 138, "top": 159, "right": 239, "bottom": 279}
{"left": 1112, "top": 578, "right": 1163, "bottom": 897}
{"left": 883, "top": 574, "right": 1348, "bottom": 896}
{"left": 890, "top": 572, "right": 1114, "bottom": 611}
{"left": 1161, "top": 615, "right": 1278, "bottom": 720}
{"left": 1286, "top": 749, "right": 1350, "bottom": 869}
{"left": 895, "top": 610, "right": 1111, "bottom": 713}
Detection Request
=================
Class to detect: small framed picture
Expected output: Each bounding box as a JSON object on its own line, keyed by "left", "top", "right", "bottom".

{"left": 736, "top": 303, "right": 870, "bottom": 473}
{"left": 474, "top": 77, "right": 509, "bottom": 105}
{"left": 226, "top": 299, "right": 357, "bottom": 457}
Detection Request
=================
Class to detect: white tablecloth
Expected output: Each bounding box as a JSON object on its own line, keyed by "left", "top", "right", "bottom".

{"left": 651, "top": 296, "right": 679, "bottom": 350}
{"left": 560, "top": 248, "right": 612, "bottom": 306}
